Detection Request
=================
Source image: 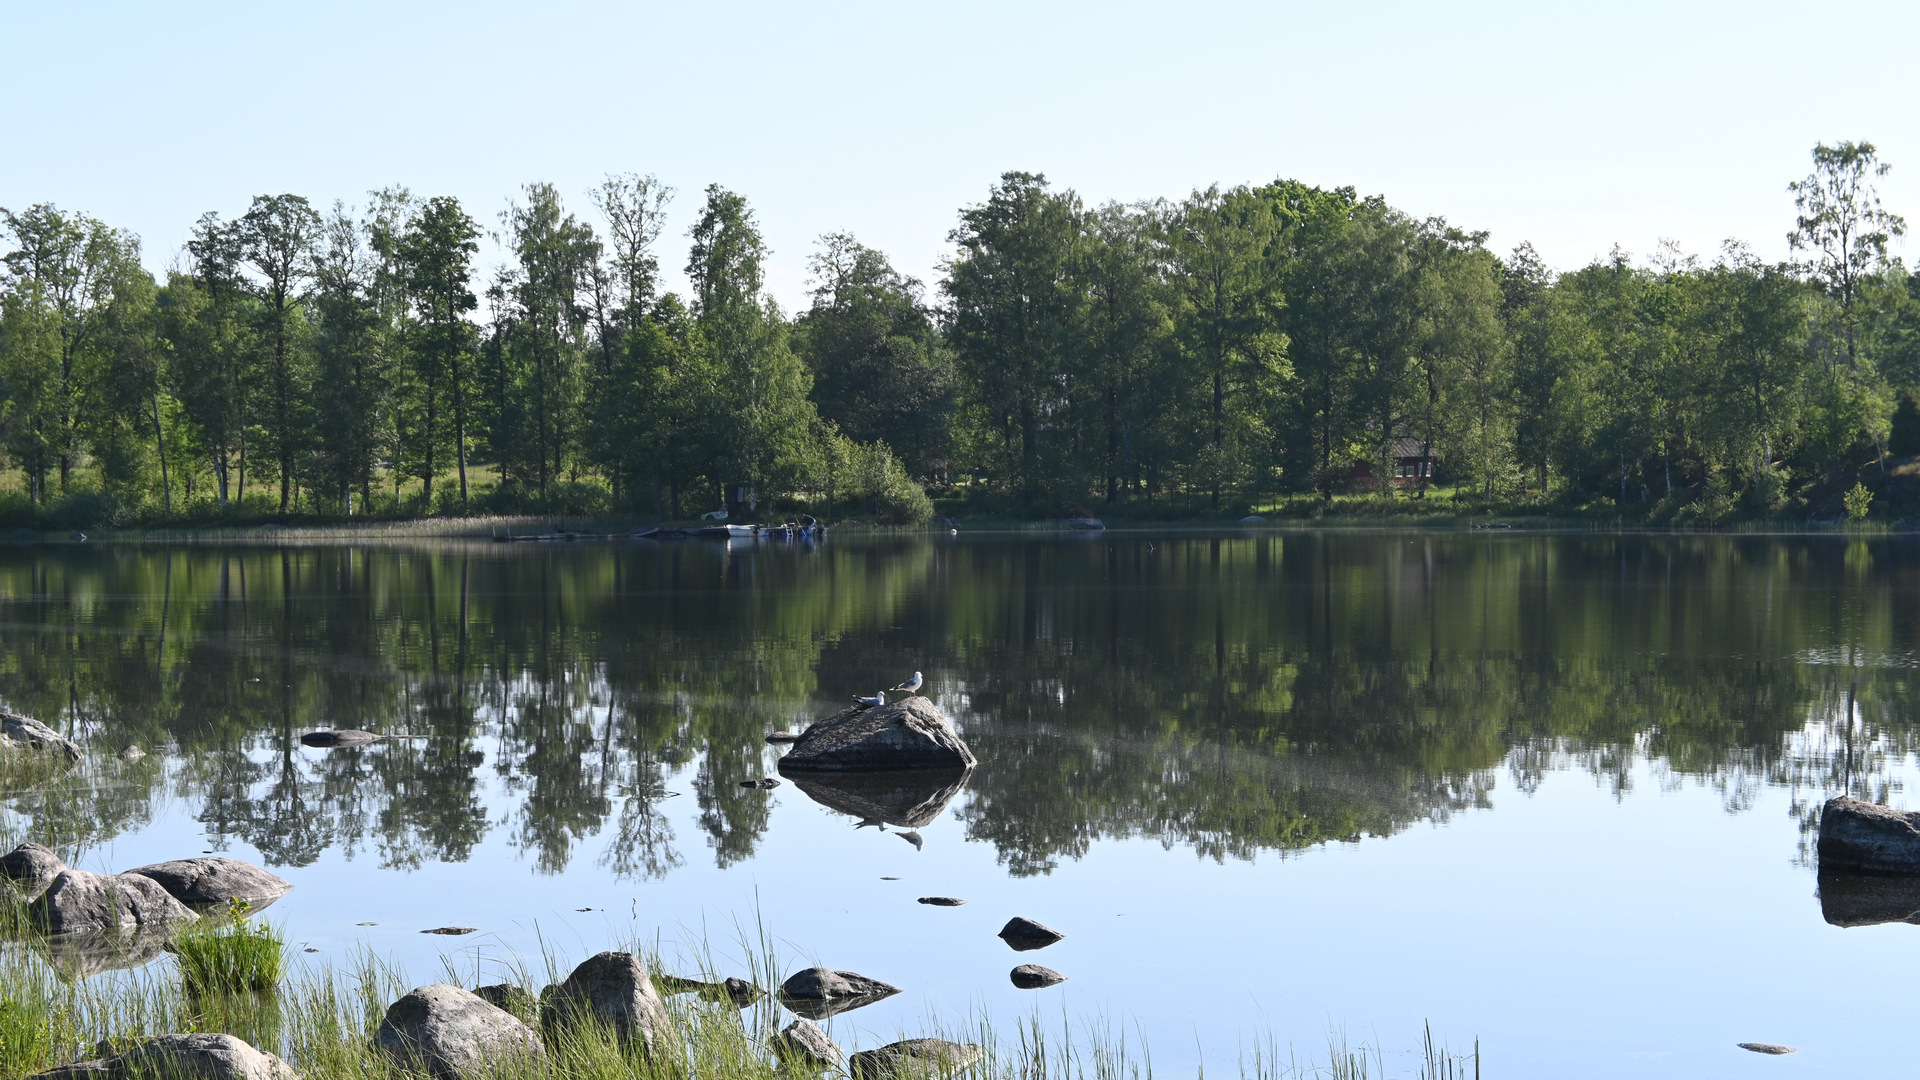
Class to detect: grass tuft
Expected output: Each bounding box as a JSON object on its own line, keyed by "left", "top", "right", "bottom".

{"left": 170, "top": 900, "right": 285, "bottom": 996}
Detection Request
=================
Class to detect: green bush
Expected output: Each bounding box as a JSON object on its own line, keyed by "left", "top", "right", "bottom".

{"left": 1844, "top": 481, "right": 1874, "bottom": 521}
{"left": 171, "top": 900, "right": 285, "bottom": 995}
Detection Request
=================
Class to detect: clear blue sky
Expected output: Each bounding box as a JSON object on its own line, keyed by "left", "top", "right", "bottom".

{"left": 6, "top": 0, "right": 1916, "bottom": 309}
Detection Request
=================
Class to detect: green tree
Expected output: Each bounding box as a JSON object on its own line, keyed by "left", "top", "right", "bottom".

{"left": 401, "top": 196, "right": 481, "bottom": 509}
{"left": 238, "top": 194, "right": 322, "bottom": 512}
{"left": 794, "top": 232, "right": 954, "bottom": 479}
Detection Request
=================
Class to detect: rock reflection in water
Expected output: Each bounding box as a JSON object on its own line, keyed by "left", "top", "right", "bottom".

{"left": 1818, "top": 871, "right": 1920, "bottom": 927}
{"left": 778, "top": 767, "right": 973, "bottom": 834}
{"left": 28, "top": 927, "right": 172, "bottom": 978}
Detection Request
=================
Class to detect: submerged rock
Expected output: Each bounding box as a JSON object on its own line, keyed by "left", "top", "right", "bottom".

{"left": 421, "top": 926, "right": 479, "bottom": 935}
{"left": 774, "top": 1017, "right": 844, "bottom": 1069}
{"left": 778, "top": 967, "right": 901, "bottom": 1019}
{"left": 1, "top": 841, "right": 68, "bottom": 901}
{"left": 997, "top": 916, "right": 1064, "bottom": 951}
{"left": 300, "top": 729, "right": 382, "bottom": 748}
{"left": 917, "top": 897, "right": 966, "bottom": 906}
{"left": 1, "top": 712, "right": 82, "bottom": 763}
{"left": 778, "top": 698, "right": 975, "bottom": 772}
{"left": 656, "top": 973, "right": 760, "bottom": 1006}
{"left": 31, "top": 1032, "right": 299, "bottom": 1080}
{"left": 784, "top": 768, "right": 971, "bottom": 829}
{"left": 544, "top": 951, "right": 671, "bottom": 1056}
{"left": 375, "top": 983, "right": 543, "bottom": 1079}
{"left": 848, "top": 1038, "right": 983, "bottom": 1079}
{"left": 740, "top": 777, "right": 781, "bottom": 789}
{"left": 123, "top": 857, "right": 292, "bottom": 911}
{"left": 1818, "top": 870, "right": 1920, "bottom": 927}
{"left": 1010, "top": 964, "right": 1067, "bottom": 989}
{"left": 1736, "top": 1043, "right": 1797, "bottom": 1055}
{"left": 29, "top": 869, "right": 196, "bottom": 935}
{"left": 1818, "top": 796, "right": 1920, "bottom": 874}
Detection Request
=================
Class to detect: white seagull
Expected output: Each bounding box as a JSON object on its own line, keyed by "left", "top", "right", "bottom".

{"left": 855, "top": 691, "right": 886, "bottom": 708}
{"left": 890, "top": 672, "right": 923, "bottom": 694}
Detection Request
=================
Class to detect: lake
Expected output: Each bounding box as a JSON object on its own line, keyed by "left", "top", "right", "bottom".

{"left": 3, "top": 531, "right": 1917, "bottom": 1078}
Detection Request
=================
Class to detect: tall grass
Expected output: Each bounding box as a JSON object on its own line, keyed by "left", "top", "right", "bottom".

{"left": 169, "top": 901, "right": 285, "bottom": 996}
{"left": 0, "top": 926, "right": 1479, "bottom": 1080}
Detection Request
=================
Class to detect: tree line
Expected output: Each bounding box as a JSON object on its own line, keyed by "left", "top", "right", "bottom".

{"left": 2, "top": 141, "right": 1915, "bottom": 526}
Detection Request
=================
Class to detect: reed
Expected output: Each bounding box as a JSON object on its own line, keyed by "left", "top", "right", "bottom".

{"left": 169, "top": 901, "right": 286, "bottom": 996}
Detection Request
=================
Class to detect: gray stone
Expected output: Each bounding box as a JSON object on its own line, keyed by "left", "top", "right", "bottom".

{"left": 778, "top": 967, "right": 901, "bottom": 1019}
{"left": 545, "top": 951, "right": 671, "bottom": 1055}
{"left": 300, "top": 729, "right": 382, "bottom": 748}
{"left": 1818, "top": 796, "right": 1920, "bottom": 874}
{"left": 774, "top": 1018, "right": 844, "bottom": 1070}
{"left": 1, "top": 841, "right": 68, "bottom": 901}
{"left": 1819, "top": 869, "right": 1920, "bottom": 926}
{"left": 421, "top": 926, "right": 479, "bottom": 935}
{"left": 778, "top": 698, "right": 975, "bottom": 772}
{"left": 997, "top": 917, "right": 1064, "bottom": 952}
{"left": 31, "top": 1033, "right": 298, "bottom": 1080}
{"left": 123, "top": 858, "right": 292, "bottom": 911}
{"left": 917, "top": 897, "right": 966, "bottom": 906}
{"left": 375, "top": 983, "right": 543, "bottom": 1080}
{"left": 1, "top": 712, "right": 82, "bottom": 763}
{"left": 785, "top": 768, "right": 971, "bottom": 828}
{"left": 472, "top": 983, "right": 538, "bottom": 1019}
{"left": 28, "top": 869, "right": 197, "bottom": 934}
{"left": 848, "top": 1039, "right": 984, "bottom": 1080}
{"left": 1010, "top": 964, "right": 1066, "bottom": 989}
{"left": 1736, "top": 1043, "right": 1797, "bottom": 1055}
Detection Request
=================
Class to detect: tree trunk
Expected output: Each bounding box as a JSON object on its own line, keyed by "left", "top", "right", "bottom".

{"left": 152, "top": 394, "right": 171, "bottom": 516}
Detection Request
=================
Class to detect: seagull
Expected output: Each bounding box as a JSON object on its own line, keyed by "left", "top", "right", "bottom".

{"left": 889, "top": 672, "right": 923, "bottom": 694}
{"left": 855, "top": 691, "right": 886, "bottom": 708}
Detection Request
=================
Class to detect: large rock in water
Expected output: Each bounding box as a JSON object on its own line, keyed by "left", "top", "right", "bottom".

{"left": 544, "top": 951, "right": 671, "bottom": 1056}
{"left": 28, "top": 869, "right": 197, "bottom": 934}
{"left": 774, "top": 1018, "right": 844, "bottom": 1070}
{"left": 785, "top": 768, "right": 971, "bottom": 828}
{"left": 375, "top": 984, "right": 543, "bottom": 1080}
{"left": 30, "top": 1033, "right": 298, "bottom": 1080}
{"left": 848, "top": 1039, "right": 984, "bottom": 1080}
{"left": 778, "top": 698, "right": 975, "bottom": 772}
{"left": 1, "top": 841, "right": 68, "bottom": 901}
{"left": 1818, "top": 796, "right": 1920, "bottom": 874}
{"left": 778, "top": 967, "right": 901, "bottom": 1020}
{"left": 123, "top": 858, "right": 293, "bottom": 911}
{"left": 0, "top": 711, "right": 81, "bottom": 763}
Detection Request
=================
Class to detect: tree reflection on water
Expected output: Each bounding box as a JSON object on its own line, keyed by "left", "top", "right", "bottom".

{"left": 0, "top": 534, "right": 1915, "bottom": 880}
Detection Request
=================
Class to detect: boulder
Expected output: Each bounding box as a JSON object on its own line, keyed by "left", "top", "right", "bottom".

{"left": 1818, "top": 796, "right": 1920, "bottom": 874}
{"left": 1, "top": 712, "right": 82, "bottom": 763}
{"left": 779, "top": 967, "right": 901, "bottom": 1020}
{"left": 31, "top": 1033, "right": 298, "bottom": 1080}
{"left": 300, "top": 729, "right": 381, "bottom": 748}
{"left": 472, "top": 983, "right": 538, "bottom": 1019}
{"left": 784, "top": 768, "right": 971, "bottom": 828}
{"left": 848, "top": 1038, "right": 984, "bottom": 1080}
{"left": 1, "top": 841, "right": 68, "bottom": 901}
{"left": 998, "top": 917, "right": 1064, "bottom": 952}
{"left": 780, "top": 699, "right": 974, "bottom": 774}
{"left": 1009, "top": 964, "right": 1066, "bottom": 989}
{"left": 123, "top": 858, "right": 292, "bottom": 911}
{"left": 544, "top": 951, "right": 670, "bottom": 1055}
{"left": 1818, "top": 870, "right": 1920, "bottom": 927}
{"left": 375, "top": 983, "right": 542, "bottom": 1080}
{"left": 28, "top": 869, "right": 197, "bottom": 934}
{"left": 774, "top": 1018, "right": 844, "bottom": 1069}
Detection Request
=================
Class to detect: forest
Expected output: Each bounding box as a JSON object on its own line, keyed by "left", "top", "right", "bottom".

{"left": 2, "top": 141, "right": 1917, "bottom": 528}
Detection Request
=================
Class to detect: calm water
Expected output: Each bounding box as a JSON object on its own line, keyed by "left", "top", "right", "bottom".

{"left": 4, "top": 532, "right": 1919, "bottom": 1077}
